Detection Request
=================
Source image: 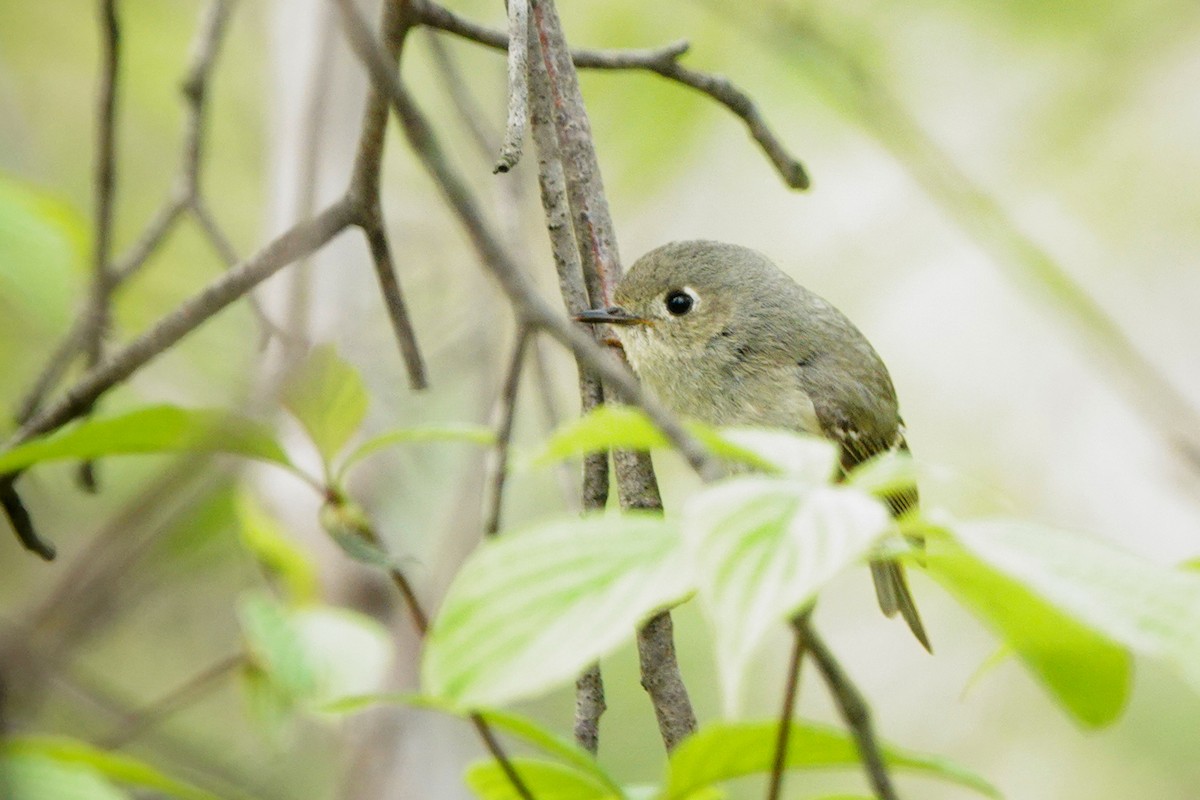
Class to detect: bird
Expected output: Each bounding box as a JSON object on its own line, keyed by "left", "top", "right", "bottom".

{"left": 576, "top": 240, "right": 930, "bottom": 651}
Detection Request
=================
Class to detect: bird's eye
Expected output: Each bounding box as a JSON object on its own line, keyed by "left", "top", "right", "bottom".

{"left": 664, "top": 290, "right": 695, "bottom": 316}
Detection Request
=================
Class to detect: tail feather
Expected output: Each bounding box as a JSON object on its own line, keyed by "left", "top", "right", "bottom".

{"left": 870, "top": 559, "right": 932, "bottom": 653}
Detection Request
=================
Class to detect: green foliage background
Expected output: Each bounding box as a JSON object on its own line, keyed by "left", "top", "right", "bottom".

{"left": 1, "top": 0, "right": 1199, "bottom": 798}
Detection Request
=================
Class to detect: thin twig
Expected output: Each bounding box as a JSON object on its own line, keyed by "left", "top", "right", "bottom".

{"left": 0, "top": 477, "right": 54, "bottom": 560}
{"left": 341, "top": 0, "right": 428, "bottom": 391}
{"left": 425, "top": 33, "right": 497, "bottom": 160}
{"left": 362, "top": 221, "right": 429, "bottom": 389}
{"left": 635, "top": 611, "right": 697, "bottom": 750}
{"left": 100, "top": 653, "right": 244, "bottom": 749}
{"left": 483, "top": 327, "right": 530, "bottom": 537}
{"left": 493, "top": 0, "right": 528, "bottom": 173}
{"left": 573, "top": 665, "right": 605, "bottom": 755}
{"left": 413, "top": 0, "right": 808, "bottom": 189}
{"left": 804, "top": 620, "right": 899, "bottom": 800}
{"left": 767, "top": 616, "right": 809, "bottom": 800}
{"left": 74, "top": 0, "right": 124, "bottom": 491}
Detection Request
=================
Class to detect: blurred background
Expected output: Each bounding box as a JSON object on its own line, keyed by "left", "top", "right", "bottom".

{"left": 1, "top": 0, "right": 1199, "bottom": 798}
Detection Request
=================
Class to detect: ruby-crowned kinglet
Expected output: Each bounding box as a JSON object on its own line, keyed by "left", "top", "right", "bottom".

{"left": 577, "top": 240, "right": 930, "bottom": 651}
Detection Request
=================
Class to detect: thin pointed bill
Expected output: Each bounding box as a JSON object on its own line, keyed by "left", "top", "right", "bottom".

{"left": 575, "top": 306, "right": 651, "bottom": 326}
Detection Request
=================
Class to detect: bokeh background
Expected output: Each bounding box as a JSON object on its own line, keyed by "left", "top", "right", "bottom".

{"left": 2, "top": 0, "right": 1199, "bottom": 798}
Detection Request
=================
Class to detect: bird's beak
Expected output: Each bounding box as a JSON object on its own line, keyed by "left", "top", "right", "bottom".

{"left": 575, "top": 306, "right": 651, "bottom": 326}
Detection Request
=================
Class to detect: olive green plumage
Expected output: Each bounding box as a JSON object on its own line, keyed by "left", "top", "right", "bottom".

{"left": 591, "top": 240, "right": 929, "bottom": 650}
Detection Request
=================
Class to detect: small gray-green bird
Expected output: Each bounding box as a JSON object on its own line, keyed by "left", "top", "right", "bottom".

{"left": 577, "top": 240, "right": 930, "bottom": 651}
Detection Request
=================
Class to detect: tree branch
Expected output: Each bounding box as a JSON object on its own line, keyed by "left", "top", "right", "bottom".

{"left": 412, "top": 0, "right": 808, "bottom": 189}
{"left": 493, "top": 0, "right": 528, "bottom": 174}
{"left": 483, "top": 327, "right": 531, "bottom": 538}
{"left": 767, "top": 615, "right": 809, "bottom": 800}
{"left": 804, "top": 620, "right": 899, "bottom": 800}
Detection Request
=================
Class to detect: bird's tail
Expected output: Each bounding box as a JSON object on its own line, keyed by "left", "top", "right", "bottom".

{"left": 870, "top": 559, "right": 932, "bottom": 653}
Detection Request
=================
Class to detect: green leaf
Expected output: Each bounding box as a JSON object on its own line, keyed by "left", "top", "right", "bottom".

{"left": 662, "top": 721, "right": 998, "bottom": 800}
{"left": 941, "top": 520, "right": 1200, "bottom": 707}
{"left": 925, "top": 531, "right": 1131, "bottom": 727}
{"left": 682, "top": 478, "right": 890, "bottom": 711}
{"left": 1, "top": 737, "right": 234, "bottom": 800}
{"left": 710, "top": 428, "right": 838, "bottom": 481}
{"left": 534, "top": 405, "right": 668, "bottom": 465}
{"left": 282, "top": 345, "right": 369, "bottom": 467}
{"left": 846, "top": 448, "right": 919, "bottom": 503}
{"left": 0, "top": 174, "right": 86, "bottom": 330}
{"left": 317, "top": 500, "right": 393, "bottom": 568}
{"left": 235, "top": 492, "right": 319, "bottom": 604}
{"left": 465, "top": 758, "right": 619, "bottom": 800}
{"left": 423, "top": 513, "right": 691, "bottom": 708}
{"left": 238, "top": 593, "right": 318, "bottom": 710}
{"left": 531, "top": 405, "right": 778, "bottom": 472}
{"left": 0, "top": 405, "right": 293, "bottom": 473}
{"left": 291, "top": 606, "right": 392, "bottom": 706}
{"left": 321, "top": 693, "right": 620, "bottom": 792}
{"left": 337, "top": 424, "right": 495, "bottom": 479}
{"left": 0, "top": 752, "right": 129, "bottom": 800}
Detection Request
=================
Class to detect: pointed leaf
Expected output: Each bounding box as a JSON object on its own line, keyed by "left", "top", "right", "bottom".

{"left": 682, "top": 478, "right": 890, "bottom": 711}
{"left": 713, "top": 428, "right": 837, "bottom": 481}
{"left": 663, "top": 721, "right": 998, "bottom": 799}
{"left": 0, "top": 752, "right": 129, "bottom": 800}
{"left": 465, "top": 758, "right": 619, "bottom": 800}
{"left": 925, "top": 531, "right": 1130, "bottom": 727}
{"left": 235, "top": 492, "right": 318, "bottom": 604}
{"left": 238, "top": 593, "right": 318, "bottom": 709}
{"left": 0, "top": 406, "right": 292, "bottom": 473}
{"left": 321, "top": 693, "right": 618, "bottom": 791}
{"left": 423, "top": 514, "right": 691, "bottom": 708}
{"left": 0, "top": 174, "right": 86, "bottom": 329}
{"left": 1, "top": 737, "right": 236, "bottom": 800}
{"left": 282, "top": 345, "right": 369, "bottom": 465}
{"left": 943, "top": 520, "right": 1200, "bottom": 700}
{"left": 338, "top": 424, "right": 494, "bottom": 478}
{"left": 531, "top": 405, "right": 776, "bottom": 471}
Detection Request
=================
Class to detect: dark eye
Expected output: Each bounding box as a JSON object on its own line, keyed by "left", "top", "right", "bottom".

{"left": 665, "top": 290, "right": 694, "bottom": 316}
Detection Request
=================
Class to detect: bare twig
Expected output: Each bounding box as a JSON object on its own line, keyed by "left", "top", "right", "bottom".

{"left": 635, "top": 611, "right": 696, "bottom": 750}
{"left": 413, "top": 0, "right": 808, "bottom": 189}
{"left": 426, "top": 33, "right": 497, "bottom": 160}
{"left": 100, "top": 653, "right": 244, "bottom": 749}
{"left": 483, "top": 327, "right": 531, "bottom": 537}
{"left": 342, "top": 0, "right": 428, "bottom": 391}
{"left": 573, "top": 665, "right": 605, "bottom": 755}
{"left": 0, "top": 477, "right": 54, "bottom": 560}
{"left": 493, "top": 0, "right": 528, "bottom": 173}
{"left": 73, "top": 0, "right": 124, "bottom": 491}
{"left": 804, "top": 621, "right": 899, "bottom": 800}
{"left": 85, "top": 0, "right": 121, "bottom": 374}
{"left": 767, "top": 616, "right": 809, "bottom": 800}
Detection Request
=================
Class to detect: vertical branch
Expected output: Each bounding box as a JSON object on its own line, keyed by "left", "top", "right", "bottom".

{"left": 804, "top": 622, "right": 899, "bottom": 800}
{"left": 528, "top": 30, "right": 609, "bottom": 752}
{"left": 76, "top": 0, "right": 124, "bottom": 491}
{"left": 493, "top": 0, "right": 528, "bottom": 173}
{"left": 483, "top": 327, "right": 531, "bottom": 537}
{"left": 529, "top": 0, "right": 697, "bottom": 750}
{"left": 344, "top": 0, "right": 428, "bottom": 390}
{"left": 767, "top": 616, "right": 809, "bottom": 800}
